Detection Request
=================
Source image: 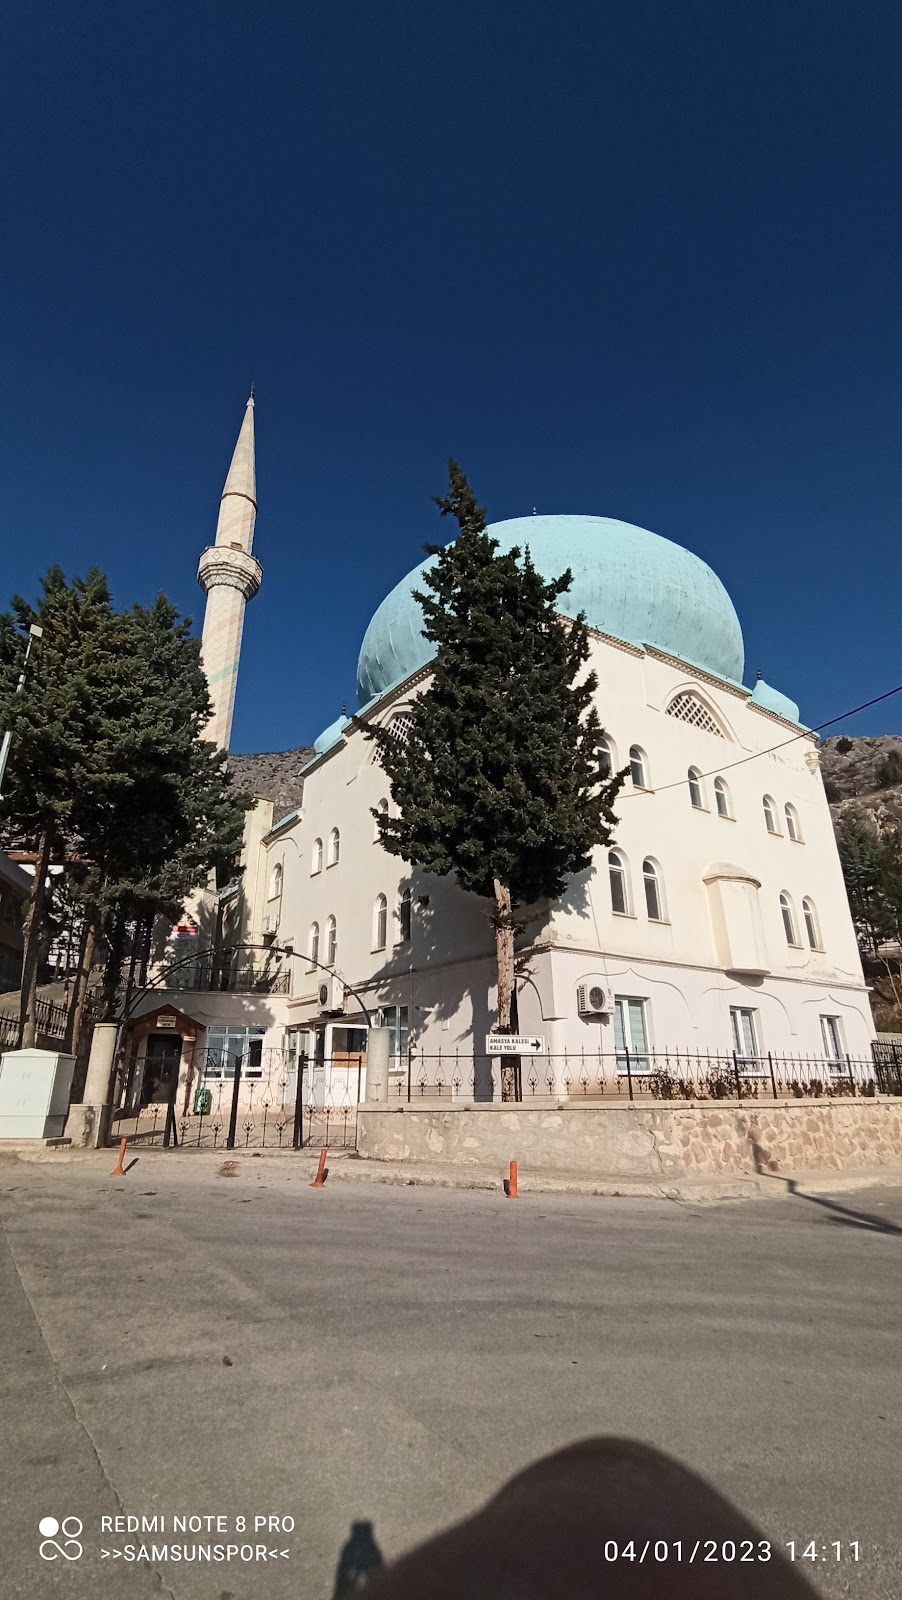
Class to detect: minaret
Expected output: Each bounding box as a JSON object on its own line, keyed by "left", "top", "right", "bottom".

{"left": 197, "top": 394, "right": 262, "bottom": 749}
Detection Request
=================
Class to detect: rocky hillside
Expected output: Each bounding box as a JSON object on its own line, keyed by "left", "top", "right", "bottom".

{"left": 227, "top": 747, "right": 314, "bottom": 818}
{"left": 820, "top": 735, "right": 902, "bottom": 837}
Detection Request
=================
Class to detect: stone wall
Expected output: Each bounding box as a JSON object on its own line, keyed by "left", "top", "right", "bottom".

{"left": 357, "top": 1099, "right": 902, "bottom": 1179}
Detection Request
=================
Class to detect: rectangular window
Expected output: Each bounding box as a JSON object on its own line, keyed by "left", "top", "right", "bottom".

{"left": 613, "top": 996, "right": 649, "bottom": 1070}
{"left": 820, "top": 1015, "right": 845, "bottom": 1066}
{"left": 730, "top": 1007, "right": 760, "bottom": 1065}
{"left": 375, "top": 1004, "right": 410, "bottom": 1071}
{"left": 204, "top": 1025, "right": 266, "bottom": 1078}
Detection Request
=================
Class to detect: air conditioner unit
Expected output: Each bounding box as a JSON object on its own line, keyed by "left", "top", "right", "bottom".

{"left": 577, "top": 983, "right": 614, "bottom": 1016}
{"left": 261, "top": 914, "right": 275, "bottom": 938}
{"left": 317, "top": 973, "right": 345, "bottom": 1015}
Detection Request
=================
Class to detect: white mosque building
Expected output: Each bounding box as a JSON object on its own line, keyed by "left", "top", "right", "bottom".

{"left": 124, "top": 402, "right": 875, "bottom": 1113}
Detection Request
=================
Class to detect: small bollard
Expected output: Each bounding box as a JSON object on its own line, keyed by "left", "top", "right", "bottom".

{"left": 504, "top": 1159, "right": 519, "bottom": 1199}
{"left": 310, "top": 1148, "right": 329, "bottom": 1187}
{"left": 111, "top": 1138, "right": 129, "bottom": 1177}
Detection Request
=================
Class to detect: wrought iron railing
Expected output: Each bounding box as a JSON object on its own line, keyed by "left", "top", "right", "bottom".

{"left": 395, "top": 1048, "right": 891, "bottom": 1103}
{"left": 161, "top": 957, "right": 292, "bottom": 996}
{"left": 0, "top": 993, "right": 69, "bottom": 1048}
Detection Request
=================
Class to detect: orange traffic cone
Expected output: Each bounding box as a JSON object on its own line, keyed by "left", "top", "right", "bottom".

{"left": 505, "top": 1159, "right": 519, "bottom": 1199}
{"left": 111, "top": 1138, "right": 129, "bottom": 1177}
{"left": 310, "top": 1148, "right": 329, "bottom": 1187}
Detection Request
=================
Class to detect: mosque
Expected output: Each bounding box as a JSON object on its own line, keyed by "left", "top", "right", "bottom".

{"left": 123, "top": 399, "right": 874, "bottom": 1111}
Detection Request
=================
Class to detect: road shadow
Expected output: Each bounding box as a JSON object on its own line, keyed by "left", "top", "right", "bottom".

{"left": 756, "top": 1165, "right": 902, "bottom": 1237}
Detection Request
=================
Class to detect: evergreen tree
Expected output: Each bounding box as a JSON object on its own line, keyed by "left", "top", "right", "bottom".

{"left": 0, "top": 573, "right": 251, "bottom": 1048}
{"left": 837, "top": 816, "right": 902, "bottom": 952}
{"left": 0, "top": 568, "right": 116, "bottom": 1044}
{"left": 360, "top": 462, "right": 626, "bottom": 1098}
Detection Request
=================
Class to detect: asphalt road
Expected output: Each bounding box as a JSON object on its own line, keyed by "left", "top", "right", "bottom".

{"left": 1, "top": 1152, "right": 900, "bottom": 1600}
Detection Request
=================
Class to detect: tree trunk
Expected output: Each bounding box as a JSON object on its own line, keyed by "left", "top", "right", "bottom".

{"left": 19, "top": 829, "right": 54, "bottom": 1048}
{"left": 101, "top": 909, "right": 126, "bottom": 1020}
{"left": 493, "top": 876, "right": 516, "bottom": 1102}
{"left": 138, "top": 914, "right": 153, "bottom": 989}
{"left": 68, "top": 914, "right": 98, "bottom": 1060}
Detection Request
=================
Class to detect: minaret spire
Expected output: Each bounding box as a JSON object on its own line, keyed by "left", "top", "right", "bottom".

{"left": 197, "top": 395, "right": 263, "bottom": 750}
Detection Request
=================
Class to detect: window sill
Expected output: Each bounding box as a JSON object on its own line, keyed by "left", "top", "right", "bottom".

{"left": 326, "top": 860, "right": 339, "bottom": 869}
{"left": 310, "top": 868, "right": 321, "bottom": 877}
{"left": 789, "top": 837, "right": 805, "bottom": 845}
{"left": 647, "top": 918, "right": 671, "bottom": 926}
{"left": 611, "top": 910, "right": 637, "bottom": 920}
{"left": 716, "top": 813, "right": 736, "bottom": 822}
{"left": 371, "top": 946, "right": 387, "bottom": 955}
{"left": 691, "top": 805, "right": 709, "bottom": 814}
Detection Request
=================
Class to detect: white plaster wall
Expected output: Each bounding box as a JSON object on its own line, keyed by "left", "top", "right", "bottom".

{"left": 252, "top": 633, "right": 872, "bottom": 1067}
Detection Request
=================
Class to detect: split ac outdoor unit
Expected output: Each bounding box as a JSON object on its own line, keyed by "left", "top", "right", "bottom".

{"left": 577, "top": 983, "right": 614, "bottom": 1016}
{"left": 318, "top": 974, "right": 345, "bottom": 1015}
{"left": 261, "top": 914, "right": 275, "bottom": 937}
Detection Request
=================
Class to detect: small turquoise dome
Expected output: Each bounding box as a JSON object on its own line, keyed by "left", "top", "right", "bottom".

{"left": 750, "top": 678, "right": 801, "bottom": 724}
{"left": 356, "top": 515, "right": 745, "bottom": 708}
{"left": 313, "top": 713, "right": 350, "bottom": 755}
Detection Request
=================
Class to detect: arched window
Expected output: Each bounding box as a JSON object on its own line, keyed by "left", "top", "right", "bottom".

{"left": 398, "top": 885, "right": 412, "bottom": 942}
{"left": 802, "top": 896, "right": 822, "bottom": 950}
{"left": 608, "top": 850, "right": 631, "bottom": 916}
{"left": 329, "top": 827, "right": 340, "bottom": 866}
{"left": 374, "top": 799, "right": 388, "bottom": 841}
{"left": 713, "top": 776, "right": 732, "bottom": 818}
{"left": 688, "top": 767, "right": 705, "bottom": 809}
{"left": 308, "top": 922, "right": 320, "bottom": 965}
{"left": 785, "top": 803, "right": 802, "bottom": 842}
{"left": 269, "top": 861, "right": 283, "bottom": 900}
{"left": 326, "top": 915, "right": 337, "bottom": 965}
{"left": 762, "top": 796, "right": 779, "bottom": 834}
{"left": 629, "top": 746, "right": 649, "bottom": 789}
{"left": 373, "top": 895, "right": 388, "bottom": 951}
{"left": 312, "top": 837, "right": 323, "bottom": 874}
{"left": 780, "top": 892, "right": 800, "bottom": 947}
{"left": 642, "top": 858, "right": 665, "bottom": 921}
{"left": 598, "top": 736, "right": 615, "bottom": 779}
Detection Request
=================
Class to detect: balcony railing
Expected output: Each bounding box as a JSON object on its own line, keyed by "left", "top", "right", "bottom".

{"left": 162, "top": 957, "right": 292, "bottom": 996}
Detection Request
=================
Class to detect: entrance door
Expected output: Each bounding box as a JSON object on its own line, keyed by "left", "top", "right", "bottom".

{"left": 141, "top": 1034, "right": 182, "bottom": 1106}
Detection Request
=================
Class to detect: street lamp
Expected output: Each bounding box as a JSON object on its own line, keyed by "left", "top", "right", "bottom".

{"left": 0, "top": 623, "right": 43, "bottom": 797}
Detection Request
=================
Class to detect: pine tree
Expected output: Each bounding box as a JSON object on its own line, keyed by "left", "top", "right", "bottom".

{"left": 0, "top": 574, "right": 251, "bottom": 1048}
{"left": 0, "top": 568, "right": 116, "bottom": 1044}
{"left": 361, "top": 461, "right": 626, "bottom": 1099}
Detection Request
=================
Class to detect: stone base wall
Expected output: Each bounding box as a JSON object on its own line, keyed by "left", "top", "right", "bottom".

{"left": 357, "top": 1099, "right": 902, "bottom": 1179}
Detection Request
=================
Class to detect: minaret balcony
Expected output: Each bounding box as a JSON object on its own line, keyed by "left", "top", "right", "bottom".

{"left": 197, "top": 545, "right": 263, "bottom": 601}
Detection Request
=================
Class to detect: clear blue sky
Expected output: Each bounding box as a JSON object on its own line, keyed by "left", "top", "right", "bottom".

{"left": 2, "top": 2, "right": 900, "bottom": 753}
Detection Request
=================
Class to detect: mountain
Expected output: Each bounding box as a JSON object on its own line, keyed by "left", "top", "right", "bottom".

{"left": 227, "top": 748, "right": 314, "bottom": 818}
{"left": 820, "top": 735, "right": 902, "bottom": 835}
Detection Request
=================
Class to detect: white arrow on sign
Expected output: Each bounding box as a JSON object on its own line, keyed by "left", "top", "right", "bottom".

{"left": 486, "top": 1034, "right": 546, "bottom": 1055}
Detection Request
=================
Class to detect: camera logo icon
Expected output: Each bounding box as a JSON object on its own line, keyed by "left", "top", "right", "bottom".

{"left": 39, "top": 1516, "right": 84, "bottom": 1562}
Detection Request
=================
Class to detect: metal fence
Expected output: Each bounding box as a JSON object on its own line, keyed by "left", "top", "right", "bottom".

{"left": 396, "top": 1047, "right": 895, "bottom": 1103}
{"left": 110, "top": 1051, "right": 362, "bottom": 1151}
{"left": 0, "top": 994, "right": 69, "bottom": 1049}
{"left": 872, "top": 1037, "right": 902, "bottom": 1095}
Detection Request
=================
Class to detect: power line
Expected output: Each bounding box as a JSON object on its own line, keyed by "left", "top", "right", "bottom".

{"left": 617, "top": 680, "right": 902, "bottom": 800}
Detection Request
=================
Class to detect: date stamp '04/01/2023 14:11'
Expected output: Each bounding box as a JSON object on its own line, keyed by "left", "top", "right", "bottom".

{"left": 597, "top": 1541, "right": 861, "bottom": 1565}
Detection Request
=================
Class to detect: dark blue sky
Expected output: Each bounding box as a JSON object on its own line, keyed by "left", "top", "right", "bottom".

{"left": 2, "top": 2, "right": 900, "bottom": 753}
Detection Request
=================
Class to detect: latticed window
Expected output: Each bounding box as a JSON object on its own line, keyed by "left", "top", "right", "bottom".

{"left": 390, "top": 712, "right": 416, "bottom": 743}
{"left": 666, "top": 693, "right": 725, "bottom": 737}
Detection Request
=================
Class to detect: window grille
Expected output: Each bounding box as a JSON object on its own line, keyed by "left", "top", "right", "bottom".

{"left": 390, "top": 712, "right": 416, "bottom": 743}
{"left": 666, "top": 693, "right": 725, "bottom": 737}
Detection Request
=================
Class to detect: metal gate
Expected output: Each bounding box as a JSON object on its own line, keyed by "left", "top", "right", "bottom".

{"left": 108, "top": 1052, "right": 362, "bottom": 1151}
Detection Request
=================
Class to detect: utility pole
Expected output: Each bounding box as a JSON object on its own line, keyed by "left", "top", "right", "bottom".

{"left": 0, "top": 623, "right": 43, "bottom": 797}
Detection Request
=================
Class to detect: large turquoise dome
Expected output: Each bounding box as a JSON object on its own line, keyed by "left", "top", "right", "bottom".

{"left": 356, "top": 515, "right": 744, "bottom": 708}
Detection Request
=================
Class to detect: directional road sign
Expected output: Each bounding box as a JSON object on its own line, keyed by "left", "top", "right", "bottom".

{"left": 485, "top": 1034, "right": 546, "bottom": 1055}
